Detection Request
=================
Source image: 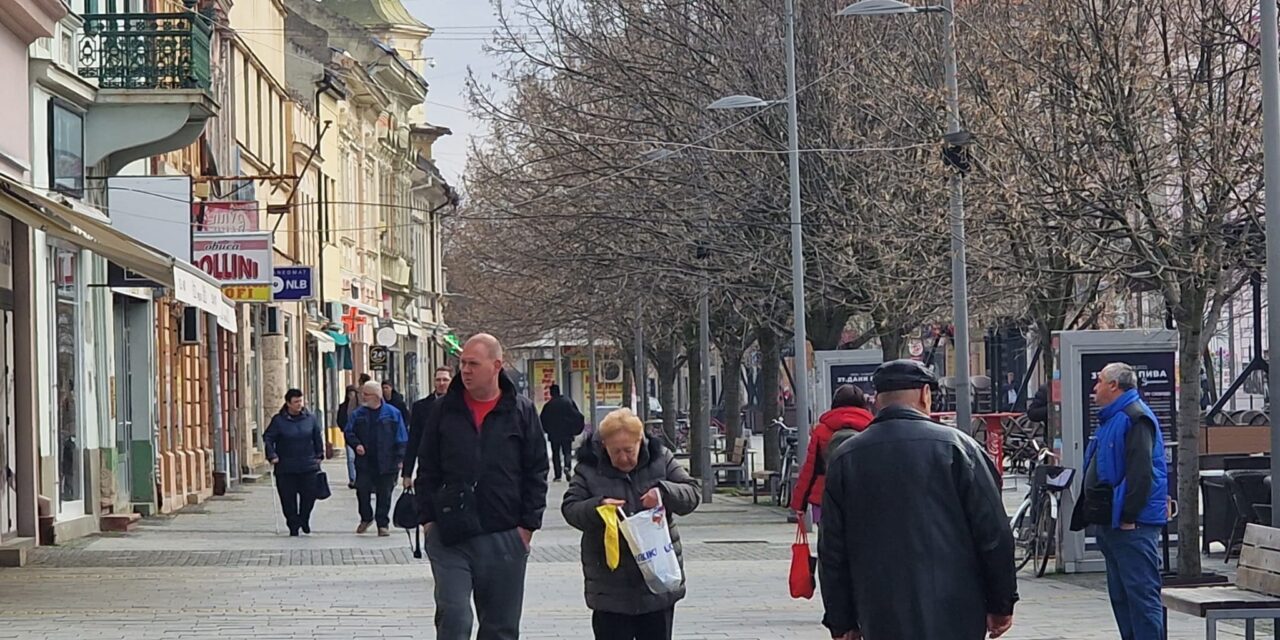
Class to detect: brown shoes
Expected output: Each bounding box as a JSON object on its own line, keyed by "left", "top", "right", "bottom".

{"left": 356, "top": 521, "right": 372, "bottom": 534}
{"left": 378, "top": 527, "right": 391, "bottom": 537}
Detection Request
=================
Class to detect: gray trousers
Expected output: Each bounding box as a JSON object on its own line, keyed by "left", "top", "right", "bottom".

{"left": 427, "top": 527, "right": 530, "bottom": 640}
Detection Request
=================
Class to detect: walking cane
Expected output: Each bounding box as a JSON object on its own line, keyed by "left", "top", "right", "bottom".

{"left": 270, "top": 467, "right": 282, "bottom": 536}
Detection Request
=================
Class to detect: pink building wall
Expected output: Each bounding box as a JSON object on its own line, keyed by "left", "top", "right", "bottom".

{"left": 0, "top": 23, "right": 30, "bottom": 180}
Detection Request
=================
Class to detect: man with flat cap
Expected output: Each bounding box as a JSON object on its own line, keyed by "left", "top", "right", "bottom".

{"left": 818, "top": 359, "right": 1018, "bottom": 640}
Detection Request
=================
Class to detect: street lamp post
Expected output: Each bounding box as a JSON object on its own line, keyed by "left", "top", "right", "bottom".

{"left": 1260, "top": 0, "right": 1280, "bottom": 524}
{"left": 706, "top": 0, "right": 813, "bottom": 513}
{"left": 839, "top": 0, "right": 972, "bottom": 432}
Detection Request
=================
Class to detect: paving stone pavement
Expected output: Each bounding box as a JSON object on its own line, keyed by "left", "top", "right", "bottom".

{"left": 0, "top": 461, "right": 1253, "bottom": 639}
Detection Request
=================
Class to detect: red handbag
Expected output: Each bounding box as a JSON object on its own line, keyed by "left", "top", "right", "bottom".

{"left": 789, "top": 516, "right": 816, "bottom": 599}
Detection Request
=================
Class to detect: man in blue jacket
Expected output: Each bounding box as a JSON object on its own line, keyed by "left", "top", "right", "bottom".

{"left": 345, "top": 380, "right": 408, "bottom": 536}
{"left": 1081, "top": 362, "right": 1168, "bottom": 640}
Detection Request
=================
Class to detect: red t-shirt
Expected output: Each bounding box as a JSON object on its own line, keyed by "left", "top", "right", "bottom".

{"left": 465, "top": 393, "right": 500, "bottom": 431}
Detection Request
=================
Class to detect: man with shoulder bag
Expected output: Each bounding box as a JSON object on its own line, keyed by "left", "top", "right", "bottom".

{"left": 415, "top": 334, "right": 549, "bottom": 640}
{"left": 1070, "top": 362, "right": 1169, "bottom": 640}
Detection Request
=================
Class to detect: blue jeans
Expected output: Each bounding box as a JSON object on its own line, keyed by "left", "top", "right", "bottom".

{"left": 346, "top": 445, "right": 357, "bottom": 484}
{"left": 1097, "top": 524, "right": 1164, "bottom": 640}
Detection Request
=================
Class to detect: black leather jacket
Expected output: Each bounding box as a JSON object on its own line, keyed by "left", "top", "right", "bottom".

{"left": 819, "top": 405, "right": 1018, "bottom": 639}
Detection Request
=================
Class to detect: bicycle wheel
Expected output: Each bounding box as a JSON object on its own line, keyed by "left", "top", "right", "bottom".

{"left": 777, "top": 454, "right": 793, "bottom": 507}
{"left": 1033, "top": 496, "right": 1056, "bottom": 577}
{"left": 1009, "top": 500, "right": 1034, "bottom": 571}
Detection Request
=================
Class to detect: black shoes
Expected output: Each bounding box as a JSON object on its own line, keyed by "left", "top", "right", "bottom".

{"left": 348, "top": 482, "right": 357, "bottom": 490}
{"left": 301, "top": 523, "right": 311, "bottom": 534}
{"left": 289, "top": 529, "right": 300, "bottom": 537}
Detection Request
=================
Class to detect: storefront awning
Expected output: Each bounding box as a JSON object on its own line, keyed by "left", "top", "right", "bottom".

{"left": 325, "top": 330, "right": 350, "bottom": 347}
{"left": 0, "top": 175, "right": 238, "bottom": 333}
{"left": 173, "top": 263, "right": 237, "bottom": 333}
{"left": 0, "top": 175, "right": 174, "bottom": 286}
{"left": 307, "top": 329, "right": 336, "bottom": 353}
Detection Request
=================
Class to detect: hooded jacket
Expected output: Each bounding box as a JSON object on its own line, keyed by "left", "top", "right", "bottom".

{"left": 415, "top": 371, "right": 550, "bottom": 535}
{"left": 264, "top": 407, "right": 324, "bottom": 475}
{"left": 561, "top": 434, "right": 700, "bottom": 615}
{"left": 790, "top": 406, "right": 873, "bottom": 512}
{"left": 819, "top": 405, "right": 1018, "bottom": 640}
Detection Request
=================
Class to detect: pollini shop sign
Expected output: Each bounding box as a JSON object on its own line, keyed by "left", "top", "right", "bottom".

{"left": 192, "top": 232, "right": 274, "bottom": 301}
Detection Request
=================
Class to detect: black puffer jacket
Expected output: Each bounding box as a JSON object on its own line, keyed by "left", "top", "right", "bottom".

{"left": 562, "top": 435, "right": 700, "bottom": 615}
{"left": 415, "top": 371, "right": 550, "bottom": 534}
{"left": 819, "top": 405, "right": 1018, "bottom": 640}
{"left": 263, "top": 408, "right": 324, "bottom": 475}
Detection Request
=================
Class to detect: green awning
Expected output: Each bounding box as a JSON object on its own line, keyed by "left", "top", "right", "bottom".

{"left": 326, "top": 330, "right": 351, "bottom": 347}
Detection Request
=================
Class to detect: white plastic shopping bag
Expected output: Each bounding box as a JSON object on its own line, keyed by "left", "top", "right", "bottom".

{"left": 616, "top": 494, "right": 683, "bottom": 594}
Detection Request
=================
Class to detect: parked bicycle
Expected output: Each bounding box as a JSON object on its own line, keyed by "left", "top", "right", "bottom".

{"left": 1009, "top": 443, "right": 1074, "bottom": 577}
{"left": 774, "top": 417, "right": 798, "bottom": 507}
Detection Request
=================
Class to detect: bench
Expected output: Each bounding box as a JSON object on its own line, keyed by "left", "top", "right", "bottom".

{"left": 1163, "top": 523, "right": 1280, "bottom": 639}
{"left": 712, "top": 437, "right": 750, "bottom": 488}
{"left": 751, "top": 470, "right": 780, "bottom": 504}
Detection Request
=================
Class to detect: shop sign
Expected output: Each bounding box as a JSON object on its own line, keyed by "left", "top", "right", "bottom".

{"left": 570, "top": 358, "right": 590, "bottom": 372}
{"left": 370, "top": 346, "right": 389, "bottom": 370}
{"left": 223, "top": 284, "right": 271, "bottom": 302}
{"left": 195, "top": 201, "right": 260, "bottom": 233}
{"left": 193, "top": 232, "right": 272, "bottom": 285}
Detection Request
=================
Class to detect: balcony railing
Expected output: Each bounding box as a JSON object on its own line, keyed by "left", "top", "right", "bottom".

{"left": 78, "top": 12, "right": 212, "bottom": 90}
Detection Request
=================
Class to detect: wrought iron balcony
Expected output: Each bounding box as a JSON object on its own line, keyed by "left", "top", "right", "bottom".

{"left": 78, "top": 12, "right": 212, "bottom": 91}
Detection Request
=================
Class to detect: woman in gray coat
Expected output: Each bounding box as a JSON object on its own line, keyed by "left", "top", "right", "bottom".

{"left": 562, "top": 408, "right": 700, "bottom": 640}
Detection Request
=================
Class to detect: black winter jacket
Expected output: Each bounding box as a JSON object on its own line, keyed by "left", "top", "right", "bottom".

{"left": 562, "top": 435, "right": 700, "bottom": 615}
{"left": 263, "top": 408, "right": 324, "bottom": 475}
{"left": 404, "top": 394, "right": 443, "bottom": 479}
{"left": 540, "top": 395, "right": 585, "bottom": 443}
{"left": 819, "top": 405, "right": 1018, "bottom": 640}
{"left": 415, "top": 371, "right": 550, "bottom": 535}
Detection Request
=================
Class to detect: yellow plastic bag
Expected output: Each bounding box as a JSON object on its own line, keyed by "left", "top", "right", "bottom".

{"left": 596, "top": 504, "right": 622, "bottom": 570}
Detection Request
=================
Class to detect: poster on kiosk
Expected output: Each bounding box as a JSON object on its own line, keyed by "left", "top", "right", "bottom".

{"left": 814, "top": 349, "right": 883, "bottom": 414}
{"left": 1054, "top": 329, "right": 1178, "bottom": 574}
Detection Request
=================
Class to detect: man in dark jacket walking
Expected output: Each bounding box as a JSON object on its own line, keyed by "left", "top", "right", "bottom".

{"left": 820, "top": 359, "right": 1018, "bottom": 640}
{"left": 382, "top": 381, "right": 411, "bottom": 423}
{"left": 540, "top": 384, "right": 584, "bottom": 481}
{"left": 416, "top": 334, "right": 549, "bottom": 640}
{"left": 403, "top": 366, "right": 453, "bottom": 488}
{"left": 345, "top": 380, "right": 409, "bottom": 536}
{"left": 264, "top": 389, "right": 325, "bottom": 536}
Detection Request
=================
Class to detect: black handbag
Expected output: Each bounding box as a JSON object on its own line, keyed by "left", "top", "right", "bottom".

{"left": 312, "top": 471, "right": 332, "bottom": 501}
{"left": 394, "top": 489, "right": 423, "bottom": 559}
{"left": 434, "top": 483, "right": 483, "bottom": 546}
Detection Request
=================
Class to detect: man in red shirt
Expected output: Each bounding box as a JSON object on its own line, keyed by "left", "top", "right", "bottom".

{"left": 415, "top": 333, "right": 549, "bottom": 640}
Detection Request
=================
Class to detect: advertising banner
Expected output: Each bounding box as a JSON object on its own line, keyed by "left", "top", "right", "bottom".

{"left": 530, "top": 359, "right": 556, "bottom": 410}
{"left": 1078, "top": 351, "right": 1177, "bottom": 442}
{"left": 193, "top": 232, "right": 272, "bottom": 285}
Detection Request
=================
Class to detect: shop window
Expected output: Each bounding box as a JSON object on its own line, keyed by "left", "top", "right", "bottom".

{"left": 48, "top": 101, "right": 84, "bottom": 198}
{"left": 51, "top": 246, "right": 83, "bottom": 510}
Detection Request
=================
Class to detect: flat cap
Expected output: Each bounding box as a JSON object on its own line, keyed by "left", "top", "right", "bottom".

{"left": 872, "top": 359, "right": 939, "bottom": 392}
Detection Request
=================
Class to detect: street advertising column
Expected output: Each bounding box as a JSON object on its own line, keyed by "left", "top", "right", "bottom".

{"left": 1056, "top": 329, "right": 1177, "bottom": 574}
{"left": 813, "top": 349, "right": 883, "bottom": 414}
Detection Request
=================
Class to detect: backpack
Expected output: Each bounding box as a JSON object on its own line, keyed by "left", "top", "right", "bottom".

{"left": 393, "top": 489, "right": 423, "bottom": 559}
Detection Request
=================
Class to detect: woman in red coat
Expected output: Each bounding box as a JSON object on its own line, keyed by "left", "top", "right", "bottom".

{"left": 790, "top": 385, "right": 873, "bottom": 522}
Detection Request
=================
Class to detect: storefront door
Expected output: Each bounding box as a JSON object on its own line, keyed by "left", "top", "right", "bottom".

{"left": 113, "top": 301, "right": 133, "bottom": 508}
{"left": 0, "top": 311, "right": 13, "bottom": 540}
{"left": 52, "top": 246, "right": 84, "bottom": 519}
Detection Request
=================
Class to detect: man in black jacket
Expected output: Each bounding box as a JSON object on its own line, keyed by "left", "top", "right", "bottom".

{"left": 416, "top": 334, "right": 549, "bottom": 640}
{"left": 403, "top": 366, "right": 453, "bottom": 489}
{"left": 540, "top": 384, "right": 584, "bottom": 481}
{"left": 820, "top": 359, "right": 1018, "bottom": 640}
{"left": 381, "top": 381, "right": 410, "bottom": 423}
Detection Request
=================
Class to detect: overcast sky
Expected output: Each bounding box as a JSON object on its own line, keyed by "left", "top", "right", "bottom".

{"left": 403, "top": 0, "right": 507, "bottom": 187}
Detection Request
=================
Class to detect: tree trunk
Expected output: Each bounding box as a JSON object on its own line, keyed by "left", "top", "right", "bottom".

{"left": 879, "top": 325, "right": 906, "bottom": 361}
{"left": 807, "top": 303, "right": 851, "bottom": 351}
{"left": 685, "top": 328, "right": 706, "bottom": 479}
{"left": 759, "top": 326, "right": 782, "bottom": 471}
{"left": 652, "top": 339, "right": 680, "bottom": 448}
{"left": 722, "top": 343, "right": 744, "bottom": 447}
{"left": 1175, "top": 310, "right": 1204, "bottom": 578}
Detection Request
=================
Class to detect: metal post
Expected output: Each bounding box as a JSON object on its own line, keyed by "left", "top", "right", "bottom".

{"left": 941, "top": 0, "right": 972, "bottom": 433}
{"left": 589, "top": 330, "right": 598, "bottom": 430}
{"left": 635, "top": 301, "right": 647, "bottom": 421}
{"left": 699, "top": 279, "right": 713, "bottom": 504}
{"left": 784, "top": 0, "right": 812, "bottom": 477}
{"left": 554, "top": 331, "right": 563, "bottom": 388}
{"left": 1261, "top": 0, "right": 1280, "bottom": 526}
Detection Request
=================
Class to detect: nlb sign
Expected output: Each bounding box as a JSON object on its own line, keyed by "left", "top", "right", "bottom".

{"left": 193, "top": 232, "right": 273, "bottom": 303}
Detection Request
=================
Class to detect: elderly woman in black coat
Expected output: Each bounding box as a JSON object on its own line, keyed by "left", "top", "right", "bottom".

{"left": 263, "top": 389, "right": 325, "bottom": 536}
{"left": 562, "top": 408, "right": 700, "bottom": 640}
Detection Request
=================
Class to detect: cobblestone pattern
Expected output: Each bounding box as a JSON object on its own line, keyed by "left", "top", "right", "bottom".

{"left": 28, "top": 542, "right": 790, "bottom": 567}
